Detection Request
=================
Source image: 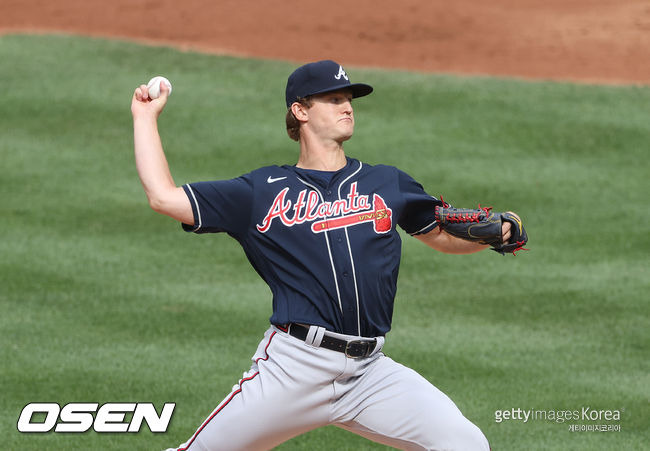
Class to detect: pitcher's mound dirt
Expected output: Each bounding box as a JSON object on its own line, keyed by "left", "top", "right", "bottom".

{"left": 1, "top": 0, "right": 648, "bottom": 84}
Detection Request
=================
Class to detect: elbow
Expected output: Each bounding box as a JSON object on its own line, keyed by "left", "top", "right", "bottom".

{"left": 144, "top": 185, "right": 177, "bottom": 214}
{"left": 147, "top": 195, "right": 167, "bottom": 214}
{"left": 142, "top": 186, "right": 192, "bottom": 224}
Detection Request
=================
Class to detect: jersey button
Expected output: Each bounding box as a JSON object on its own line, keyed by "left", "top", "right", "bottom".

{"left": 337, "top": 237, "right": 342, "bottom": 243}
{"left": 343, "top": 272, "right": 349, "bottom": 277}
{"left": 327, "top": 190, "right": 332, "bottom": 195}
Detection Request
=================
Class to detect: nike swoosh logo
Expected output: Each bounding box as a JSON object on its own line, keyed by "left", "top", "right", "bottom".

{"left": 267, "top": 176, "right": 287, "bottom": 184}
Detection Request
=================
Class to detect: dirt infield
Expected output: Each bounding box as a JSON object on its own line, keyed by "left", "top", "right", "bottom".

{"left": 1, "top": 0, "right": 648, "bottom": 84}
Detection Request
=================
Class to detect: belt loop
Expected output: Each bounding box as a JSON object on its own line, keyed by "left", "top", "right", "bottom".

{"left": 370, "top": 336, "right": 385, "bottom": 356}
{"left": 305, "top": 325, "right": 325, "bottom": 348}
{"left": 312, "top": 327, "right": 325, "bottom": 347}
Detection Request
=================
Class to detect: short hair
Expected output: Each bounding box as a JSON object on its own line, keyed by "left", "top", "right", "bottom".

{"left": 285, "top": 96, "right": 313, "bottom": 142}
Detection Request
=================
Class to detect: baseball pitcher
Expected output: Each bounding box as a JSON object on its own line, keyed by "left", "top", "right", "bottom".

{"left": 131, "top": 60, "right": 528, "bottom": 450}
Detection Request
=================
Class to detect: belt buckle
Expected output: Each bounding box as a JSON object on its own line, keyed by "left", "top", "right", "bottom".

{"left": 345, "top": 340, "right": 373, "bottom": 359}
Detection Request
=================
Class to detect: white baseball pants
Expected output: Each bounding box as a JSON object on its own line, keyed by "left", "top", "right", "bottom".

{"left": 168, "top": 326, "right": 490, "bottom": 451}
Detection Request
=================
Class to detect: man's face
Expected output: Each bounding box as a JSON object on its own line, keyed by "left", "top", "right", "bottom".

{"left": 304, "top": 89, "right": 355, "bottom": 143}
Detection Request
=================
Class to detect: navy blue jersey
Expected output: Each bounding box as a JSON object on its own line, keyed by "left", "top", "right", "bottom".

{"left": 182, "top": 157, "right": 443, "bottom": 337}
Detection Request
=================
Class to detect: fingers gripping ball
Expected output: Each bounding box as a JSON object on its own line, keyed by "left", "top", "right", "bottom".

{"left": 434, "top": 202, "right": 529, "bottom": 255}
{"left": 147, "top": 76, "right": 172, "bottom": 99}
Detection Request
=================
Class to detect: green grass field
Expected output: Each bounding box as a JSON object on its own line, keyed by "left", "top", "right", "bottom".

{"left": 1, "top": 34, "right": 648, "bottom": 450}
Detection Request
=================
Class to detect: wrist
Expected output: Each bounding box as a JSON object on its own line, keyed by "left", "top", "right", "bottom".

{"left": 133, "top": 112, "right": 159, "bottom": 125}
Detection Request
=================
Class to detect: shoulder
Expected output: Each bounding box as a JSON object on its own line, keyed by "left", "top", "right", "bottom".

{"left": 367, "top": 164, "right": 428, "bottom": 194}
{"left": 350, "top": 159, "right": 400, "bottom": 175}
{"left": 355, "top": 161, "right": 411, "bottom": 182}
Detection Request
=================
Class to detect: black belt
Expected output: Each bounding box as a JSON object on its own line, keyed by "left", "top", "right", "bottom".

{"left": 287, "top": 324, "right": 377, "bottom": 359}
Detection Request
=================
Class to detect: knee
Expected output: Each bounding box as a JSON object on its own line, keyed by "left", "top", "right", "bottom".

{"left": 424, "top": 416, "right": 489, "bottom": 451}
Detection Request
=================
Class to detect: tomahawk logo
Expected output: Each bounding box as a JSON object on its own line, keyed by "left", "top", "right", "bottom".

{"left": 311, "top": 194, "right": 392, "bottom": 234}
{"left": 17, "top": 402, "right": 175, "bottom": 433}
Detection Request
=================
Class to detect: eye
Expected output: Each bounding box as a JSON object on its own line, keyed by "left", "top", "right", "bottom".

{"left": 331, "top": 95, "right": 352, "bottom": 104}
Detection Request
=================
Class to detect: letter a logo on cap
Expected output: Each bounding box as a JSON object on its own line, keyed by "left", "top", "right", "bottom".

{"left": 334, "top": 66, "right": 349, "bottom": 81}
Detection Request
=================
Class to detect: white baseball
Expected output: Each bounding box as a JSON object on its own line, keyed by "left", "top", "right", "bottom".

{"left": 147, "top": 76, "right": 172, "bottom": 99}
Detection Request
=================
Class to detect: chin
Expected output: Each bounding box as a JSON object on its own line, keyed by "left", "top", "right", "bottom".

{"left": 338, "top": 132, "right": 353, "bottom": 142}
{"left": 337, "top": 125, "right": 354, "bottom": 142}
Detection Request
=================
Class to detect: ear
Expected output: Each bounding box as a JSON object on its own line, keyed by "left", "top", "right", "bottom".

{"left": 290, "top": 102, "right": 309, "bottom": 122}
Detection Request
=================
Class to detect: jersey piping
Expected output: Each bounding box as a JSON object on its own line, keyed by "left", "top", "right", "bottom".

{"left": 411, "top": 218, "right": 438, "bottom": 235}
{"left": 337, "top": 161, "right": 364, "bottom": 336}
{"left": 185, "top": 184, "right": 203, "bottom": 233}
{"left": 297, "top": 177, "right": 344, "bottom": 314}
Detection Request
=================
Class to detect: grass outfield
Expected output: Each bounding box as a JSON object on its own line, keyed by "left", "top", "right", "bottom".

{"left": 1, "top": 34, "right": 648, "bottom": 450}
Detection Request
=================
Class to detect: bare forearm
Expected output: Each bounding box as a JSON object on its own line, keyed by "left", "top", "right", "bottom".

{"left": 133, "top": 115, "right": 176, "bottom": 209}
{"left": 130, "top": 82, "right": 193, "bottom": 224}
{"left": 415, "top": 228, "right": 488, "bottom": 254}
{"left": 435, "top": 232, "right": 487, "bottom": 254}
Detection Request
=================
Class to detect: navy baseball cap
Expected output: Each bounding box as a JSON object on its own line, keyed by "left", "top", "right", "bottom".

{"left": 285, "top": 60, "right": 373, "bottom": 108}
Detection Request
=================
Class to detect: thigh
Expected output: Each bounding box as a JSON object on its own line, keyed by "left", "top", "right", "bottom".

{"left": 336, "top": 356, "right": 490, "bottom": 451}
{"left": 172, "top": 329, "right": 336, "bottom": 451}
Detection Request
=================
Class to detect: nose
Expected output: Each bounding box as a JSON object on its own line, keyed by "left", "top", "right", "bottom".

{"left": 342, "top": 100, "right": 353, "bottom": 115}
